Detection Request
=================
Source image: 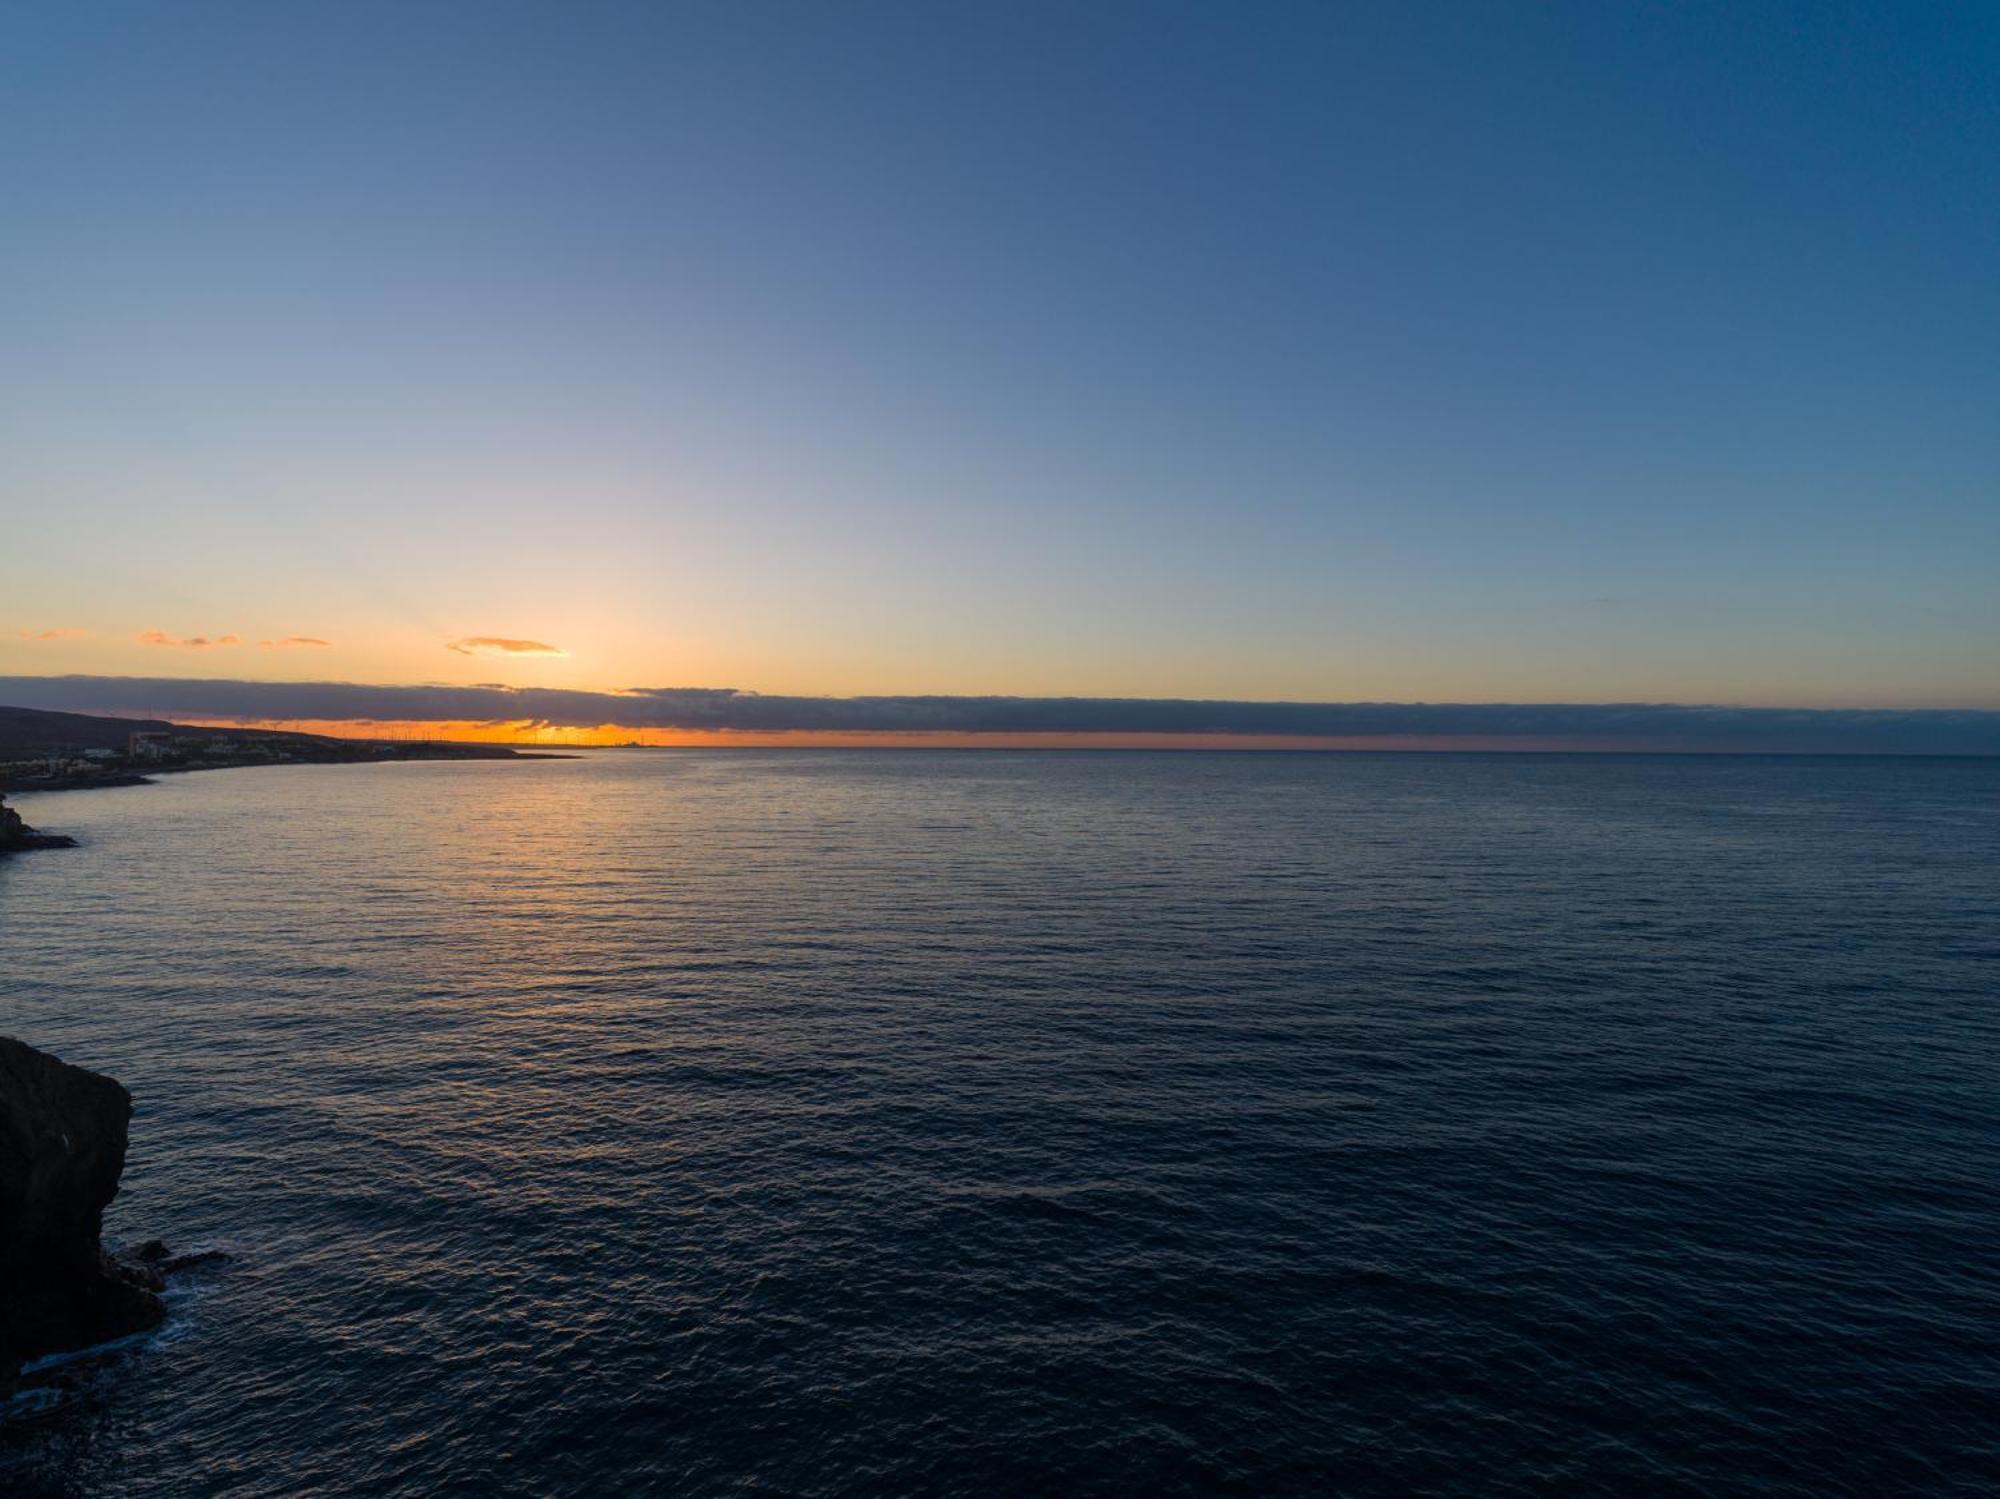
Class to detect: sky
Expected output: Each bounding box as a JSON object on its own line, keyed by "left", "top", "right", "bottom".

{"left": 3, "top": 2, "right": 1996, "bottom": 747}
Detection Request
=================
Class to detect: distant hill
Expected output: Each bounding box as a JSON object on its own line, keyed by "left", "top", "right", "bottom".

{"left": 0, "top": 705, "right": 332, "bottom": 756}
{"left": 0, "top": 705, "right": 177, "bottom": 754}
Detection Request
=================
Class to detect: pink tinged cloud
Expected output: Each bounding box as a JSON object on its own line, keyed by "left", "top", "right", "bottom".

{"left": 259, "top": 636, "right": 332, "bottom": 649}
{"left": 446, "top": 636, "right": 567, "bottom": 657}
{"left": 138, "top": 630, "right": 241, "bottom": 649}
{"left": 18, "top": 628, "right": 89, "bottom": 640}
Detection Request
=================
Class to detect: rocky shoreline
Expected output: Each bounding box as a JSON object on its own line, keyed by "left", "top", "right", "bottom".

{"left": 0, "top": 793, "right": 76, "bottom": 853}
{"left": 0, "top": 1039, "right": 152, "bottom": 1377}
{"left": 0, "top": 772, "right": 153, "bottom": 795}
{"left": 0, "top": 1036, "right": 223, "bottom": 1397}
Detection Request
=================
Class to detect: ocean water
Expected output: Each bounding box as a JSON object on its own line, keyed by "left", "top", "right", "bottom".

{"left": 2, "top": 750, "right": 1996, "bottom": 1496}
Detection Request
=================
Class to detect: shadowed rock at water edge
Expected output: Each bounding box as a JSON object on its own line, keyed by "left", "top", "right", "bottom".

{"left": 0, "top": 1036, "right": 163, "bottom": 1379}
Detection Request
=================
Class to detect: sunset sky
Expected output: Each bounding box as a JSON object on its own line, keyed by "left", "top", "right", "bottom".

{"left": 4, "top": 3, "right": 1996, "bottom": 747}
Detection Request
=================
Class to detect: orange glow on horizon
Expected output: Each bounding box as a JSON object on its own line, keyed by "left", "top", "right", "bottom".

{"left": 174, "top": 718, "right": 1713, "bottom": 753}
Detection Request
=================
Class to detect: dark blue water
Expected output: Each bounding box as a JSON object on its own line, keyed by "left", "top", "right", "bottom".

{"left": 3, "top": 751, "right": 1997, "bottom": 1495}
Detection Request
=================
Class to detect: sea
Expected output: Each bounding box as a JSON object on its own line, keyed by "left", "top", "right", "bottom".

{"left": 1, "top": 750, "right": 1996, "bottom": 1496}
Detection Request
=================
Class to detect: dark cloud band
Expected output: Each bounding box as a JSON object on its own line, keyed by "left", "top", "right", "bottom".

{"left": 2, "top": 676, "right": 1996, "bottom": 754}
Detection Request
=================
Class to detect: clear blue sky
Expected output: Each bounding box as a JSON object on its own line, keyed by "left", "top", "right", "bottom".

{"left": 3, "top": 1, "right": 1995, "bottom": 709}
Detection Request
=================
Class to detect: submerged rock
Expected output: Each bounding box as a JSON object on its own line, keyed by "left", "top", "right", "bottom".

{"left": 0, "top": 793, "right": 76, "bottom": 852}
{"left": 0, "top": 1037, "right": 164, "bottom": 1378}
{"left": 160, "top": 1249, "right": 230, "bottom": 1275}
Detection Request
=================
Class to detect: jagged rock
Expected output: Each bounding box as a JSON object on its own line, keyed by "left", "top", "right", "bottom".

{"left": 0, "top": 1037, "right": 164, "bottom": 1376}
{"left": 0, "top": 793, "right": 75, "bottom": 852}
{"left": 114, "top": 1253, "right": 167, "bottom": 1294}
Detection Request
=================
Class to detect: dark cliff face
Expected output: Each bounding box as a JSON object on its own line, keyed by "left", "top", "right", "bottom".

{"left": 0, "top": 1037, "right": 164, "bottom": 1373}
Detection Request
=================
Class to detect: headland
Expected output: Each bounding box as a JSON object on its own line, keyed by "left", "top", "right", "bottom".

{"left": 0, "top": 704, "right": 571, "bottom": 847}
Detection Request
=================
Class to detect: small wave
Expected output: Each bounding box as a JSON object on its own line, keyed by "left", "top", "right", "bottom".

{"left": 18, "top": 1329, "right": 158, "bottom": 1380}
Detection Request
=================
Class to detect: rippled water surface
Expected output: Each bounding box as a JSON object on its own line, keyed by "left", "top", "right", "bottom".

{"left": 3, "top": 751, "right": 1997, "bottom": 1495}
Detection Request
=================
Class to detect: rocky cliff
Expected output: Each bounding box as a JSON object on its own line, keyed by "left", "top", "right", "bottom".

{"left": 0, "top": 792, "right": 76, "bottom": 852}
{"left": 0, "top": 1037, "right": 164, "bottom": 1375}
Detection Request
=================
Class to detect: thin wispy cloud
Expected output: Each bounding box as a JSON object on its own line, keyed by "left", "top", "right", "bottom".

{"left": 446, "top": 637, "right": 567, "bottom": 658}
{"left": 17, "top": 628, "right": 89, "bottom": 641}
{"left": 137, "top": 630, "right": 241, "bottom": 649}
{"left": 260, "top": 636, "right": 332, "bottom": 649}
{"left": 5, "top": 676, "right": 1998, "bottom": 755}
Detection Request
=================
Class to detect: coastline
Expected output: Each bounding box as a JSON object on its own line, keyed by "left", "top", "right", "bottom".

{"left": 2, "top": 747, "right": 573, "bottom": 798}
{"left": 1, "top": 739, "right": 576, "bottom": 849}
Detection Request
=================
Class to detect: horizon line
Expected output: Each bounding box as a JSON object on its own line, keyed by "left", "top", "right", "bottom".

{"left": 4, "top": 675, "right": 2000, "bottom": 756}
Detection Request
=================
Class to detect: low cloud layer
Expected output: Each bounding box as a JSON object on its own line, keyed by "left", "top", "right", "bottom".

{"left": 446, "top": 637, "right": 566, "bottom": 657}
{"left": 17, "top": 628, "right": 88, "bottom": 641}
{"left": 2, "top": 676, "right": 1997, "bottom": 754}
{"left": 137, "top": 631, "right": 240, "bottom": 649}
{"left": 260, "top": 637, "right": 332, "bottom": 650}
